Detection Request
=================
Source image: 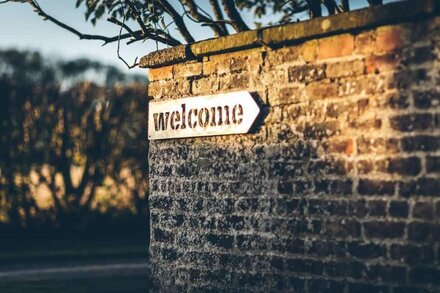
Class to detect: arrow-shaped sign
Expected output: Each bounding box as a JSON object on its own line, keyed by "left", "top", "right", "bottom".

{"left": 148, "top": 91, "right": 260, "bottom": 140}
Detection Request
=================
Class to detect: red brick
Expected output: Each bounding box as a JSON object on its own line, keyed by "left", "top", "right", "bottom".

{"left": 318, "top": 34, "right": 354, "bottom": 60}
{"left": 149, "top": 65, "right": 173, "bottom": 81}
{"left": 376, "top": 26, "right": 405, "bottom": 53}
{"left": 355, "top": 31, "right": 375, "bottom": 54}
{"left": 366, "top": 53, "right": 401, "bottom": 74}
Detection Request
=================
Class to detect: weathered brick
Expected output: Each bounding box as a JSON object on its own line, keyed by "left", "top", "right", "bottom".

{"left": 326, "top": 59, "right": 364, "bottom": 78}
{"left": 308, "top": 199, "right": 347, "bottom": 216}
{"left": 324, "top": 219, "right": 361, "bottom": 238}
{"left": 365, "top": 264, "right": 407, "bottom": 282}
{"left": 277, "top": 86, "right": 303, "bottom": 105}
{"left": 389, "top": 201, "right": 409, "bottom": 218}
{"left": 266, "top": 46, "right": 300, "bottom": 67}
{"left": 363, "top": 221, "right": 405, "bottom": 239}
{"left": 154, "top": 228, "right": 174, "bottom": 243}
{"left": 305, "top": 82, "right": 338, "bottom": 99}
{"left": 286, "top": 258, "right": 323, "bottom": 275}
{"left": 407, "top": 222, "right": 432, "bottom": 242}
{"left": 288, "top": 64, "right": 326, "bottom": 83}
{"left": 402, "top": 45, "right": 437, "bottom": 65}
{"left": 173, "top": 61, "right": 202, "bottom": 78}
{"left": 413, "top": 90, "right": 440, "bottom": 109}
{"left": 367, "top": 200, "right": 387, "bottom": 217}
{"left": 410, "top": 267, "right": 440, "bottom": 284}
{"left": 375, "top": 25, "right": 405, "bottom": 53}
{"left": 349, "top": 283, "right": 388, "bottom": 293}
{"left": 427, "top": 156, "right": 440, "bottom": 173}
{"left": 308, "top": 279, "right": 345, "bottom": 292}
{"left": 192, "top": 76, "right": 219, "bottom": 95}
{"left": 348, "top": 200, "right": 367, "bottom": 217}
{"left": 318, "top": 34, "right": 354, "bottom": 59}
{"left": 149, "top": 65, "right": 174, "bottom": 81}
{"left": 358, "top": 179, "right": 395, "bottom": 196}
{"left": 390, "top": 114, "right": 433, "bottom": 132}
{"left": 413, "top": 202, "right": 434, "bottom": 220}
{"left": 315, "top": 179, "right": 353, "bottom": 195}
{"left": 401, "top": 135, "right": 440, "bottom": 152}
{"left": 357, "top": 160, "right": 374, "bottom": 174}
{"left": 150, "top": 196, "right": 173, "bottom": 210}
{"left": 306, "top": 240, "right": 346, "bottom": 257}
{"left": 376, "top": 157, "right": 421, "bottom": 176}
{"left": 365, "top": 52, "right": 401, "bottom": 73}
{"left": 347, "top": 241, "right": 386, "bottom": 259}
{"left": 322, "top": 139, "right": 355, "bottom": 156}
{"left": 332, "top": 264, "right": 367, "bottom": 282}
{"left": 206, "top": 234, "right": 234, "bottom": 249}
{"left": 400, "top": 178, "right": 440, "bottom": 197}
{"left": 390, "top": 244, "right": 435, "bottom": 265}
{"left": 219, "top": 73, "right": 250, "bottom": 90}
{"left": 355, "top": 31, "right": 375, "bottom": 54}
{"left": 383, "top": 92, "right": 410, "bottom": 109}
{"left": 357, "top": 137, "right": 399, "bottom": 155}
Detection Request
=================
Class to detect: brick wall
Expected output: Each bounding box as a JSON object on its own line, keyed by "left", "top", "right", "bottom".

{"left": 146, "top": 3, "right": 440, "bottom": 292}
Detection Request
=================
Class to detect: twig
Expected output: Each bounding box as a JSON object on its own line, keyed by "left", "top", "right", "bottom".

{"left": 158, "top": 0, "right": 195, "bottom": 43}
{"left": 23, "top": 0, "right": 132, "bottom": 45}
{"left": 181, "top": 0, "right": 227, "bottom": 36}
{"left": 117, "top": 1, "right": 139, "bottom": 69}
{"left": 209, "top": 0, "right": 228, "bottom": 33}
{"left": 123, "top": 0, "right": 149, "bottom": 36}
{"left": 107, "top": 17, "right": 137, "bottom": 38}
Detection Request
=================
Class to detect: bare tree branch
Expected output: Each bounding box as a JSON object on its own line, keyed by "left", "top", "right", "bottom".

{"left": 123, "top": 0, "right": 149, "bottom": 36}
{"left": 221, "top": 0, "right": 250, "bottom": 32}
{"left": 323, "top": 0, "right": 337, "bottom": 15}
{"left": 209, "top": 0, "right": 228, "bottom": 33}
{"left": 107, "top": 16, "right": 181, "bottom": 46}
{"left": 341, "top": 0, "right": 350, "bottom": 11}
{"left": 13, "top": 0, "right": 135, "bottom": 46}
{"left": 182, "top": 0, "right": 227, "bottom": 37}
{"left": 117, "top": 2, "right": 139, "bottom": 69}
{"left": 306, "top": 0, "right": 322, "bottom": 18}
{"left": 107, "top": 16, "right": 137, "bottom": 38}
{"left": 158, "top": 0, "right": 195, "bottom": 43}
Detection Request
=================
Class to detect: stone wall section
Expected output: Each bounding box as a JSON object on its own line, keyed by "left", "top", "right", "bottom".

{"left": 147, "top": 14, "right": 440, "bottom": 292}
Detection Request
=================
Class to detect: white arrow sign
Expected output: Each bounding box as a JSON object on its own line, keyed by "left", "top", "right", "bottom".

{"left": 148, "top": 91, "right": 260, "bottom": 140}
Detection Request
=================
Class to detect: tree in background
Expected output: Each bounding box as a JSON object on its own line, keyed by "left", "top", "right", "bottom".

{"left": 1, "top": 0, "right": 384, "bottom": 68}
{"left": 0, "top": 49, "right": 147, "bottom": 230}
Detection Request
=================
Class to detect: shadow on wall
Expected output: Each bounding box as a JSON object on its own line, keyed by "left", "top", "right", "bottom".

{"left": 147, "top": 16, "right": 440, "bottom": 292}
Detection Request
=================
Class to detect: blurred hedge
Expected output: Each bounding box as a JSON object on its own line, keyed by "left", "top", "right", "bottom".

{"left": 0, "top": 50, "right": 148, "bottom": 233}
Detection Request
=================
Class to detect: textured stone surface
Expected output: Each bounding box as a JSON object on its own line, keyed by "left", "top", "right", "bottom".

{"left": 140, "top": 45, "right": 192, "bottom": 68}
{"left": 140, "top": 0, "right": 438, "bottom": 68}
{"left": 147, "top": 12, "right": 440, "bottom": 293}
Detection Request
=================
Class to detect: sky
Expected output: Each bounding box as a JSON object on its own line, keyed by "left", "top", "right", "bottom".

{"left": 0, "top": 0, "right": 399, "bottom": 75}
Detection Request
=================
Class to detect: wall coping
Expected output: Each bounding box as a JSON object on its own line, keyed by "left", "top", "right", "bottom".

{"left": 140, "top": 0, "right": 438, "bottom": 68}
